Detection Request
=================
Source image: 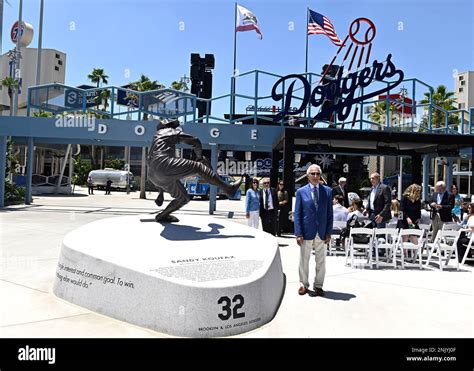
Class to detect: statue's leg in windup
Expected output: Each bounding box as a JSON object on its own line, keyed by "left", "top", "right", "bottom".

{"left": 155, "top": 180, "right": 190, "bottom": 223}
{"left": 154, "top": 187, "right": 164, "bottom": 207}
{"left": 149, "top": 156, "right": 242, "bottom": 223}
{"left": 192, "top": 161, "right": 242, "bottom": 197}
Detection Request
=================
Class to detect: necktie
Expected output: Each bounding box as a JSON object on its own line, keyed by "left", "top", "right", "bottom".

{"left": 265, "top": 189, "right": 270, "bottom": 209}
{"left": 313, "top": 186, "right": 319, "bottom": 209}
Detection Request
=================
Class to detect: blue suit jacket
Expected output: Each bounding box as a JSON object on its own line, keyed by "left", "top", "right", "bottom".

{"left": 294, "top": 183, "right": 334, "bottom": 241}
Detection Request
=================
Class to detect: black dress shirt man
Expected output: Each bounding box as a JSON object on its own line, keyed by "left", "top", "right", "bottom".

{"left": 259, "top": 178, "right": 279, "bottom": 236}
{"left": 366, "top": 173, "right": 392, "bottom": 225}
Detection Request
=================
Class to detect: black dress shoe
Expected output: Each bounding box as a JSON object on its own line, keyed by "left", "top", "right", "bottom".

{"left": 308, "top": 290, "right": 318, "bottom": 297}
{"left": 314, "top": 288, "right": 325, "bottom": 297}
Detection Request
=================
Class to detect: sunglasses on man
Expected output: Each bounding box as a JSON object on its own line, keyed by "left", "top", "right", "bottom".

{"left": 309, "top": 172, "right": 321, "bottom": 176}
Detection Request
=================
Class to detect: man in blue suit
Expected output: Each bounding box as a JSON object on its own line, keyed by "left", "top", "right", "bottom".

{"left": 294, "top": 164, "right": 333, "bottom": 297}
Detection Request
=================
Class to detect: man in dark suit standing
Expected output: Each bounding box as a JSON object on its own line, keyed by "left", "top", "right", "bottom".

{"left": 332, "top": 177, "right": 349, "bottom": 208}
{"left": 294, "top": 164, "right": 333, "bottom": 297}
{"left": 429, "top": 181, "right": 454, "bottom": 241}
{"left": 364, "top": 172, "right": 391, "bottom": 258}
{"left": 366, "top": 172, "right": 392, "bottom": 227}
{"left": 259, "top": 177, "right": 279, "bottom": 236}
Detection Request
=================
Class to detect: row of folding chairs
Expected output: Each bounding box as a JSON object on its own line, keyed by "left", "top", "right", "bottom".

{"left": 344, "top": 226, "right": 474, "bottom": 270}
{"left": 345, "top": 227, "right": 422, "bottom": 269}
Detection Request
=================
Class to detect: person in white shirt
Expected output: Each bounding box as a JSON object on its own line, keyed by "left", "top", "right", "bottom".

{"left": 333, "top": 195, "right": 348, "bottom": 221}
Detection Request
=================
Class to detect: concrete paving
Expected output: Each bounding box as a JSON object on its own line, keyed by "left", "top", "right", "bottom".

{"left": 1, "top": 187, "right": 473, "bottom": 338}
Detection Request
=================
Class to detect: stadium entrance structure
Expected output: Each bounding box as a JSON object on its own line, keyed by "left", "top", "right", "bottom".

{"left": 1, "top": 67, "right": 473, "bottom": 209}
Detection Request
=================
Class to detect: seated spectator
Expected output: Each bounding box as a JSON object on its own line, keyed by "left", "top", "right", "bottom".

{"left": 457, "top": 203, "right": 474, "bottom": 264}
{"left": 450, "top": 184, "right": 463, "bottom": 223}
{"left": 333, "top": 195, "right": 348, "bottom": 221}
{"left": 347, "top": 198, "right": 364, "bottom": 221}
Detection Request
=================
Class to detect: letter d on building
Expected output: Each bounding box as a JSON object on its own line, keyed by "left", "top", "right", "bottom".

{"left": 98, "top": 124, "right": 108, "bottom": 134}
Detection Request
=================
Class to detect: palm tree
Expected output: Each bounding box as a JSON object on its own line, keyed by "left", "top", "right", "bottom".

{"left": 33, "top": 111, "right": 53, "bottom": 117}
{"left": 95, "top": 89, "right": 111, "bottom": 112}
{"left": 131, "top": 74, "right": 164, "bottom": 120}
{"left": 171, "top": 80, "right": 186, "bottom": 91}
{"left": 420, "top": 85, "right": 458, "bottom": 129}
{"left": 87, "top": 68, "right": 109, "bottom": 88}
{"left": 87, "top": 69, "right": 109, "bottom": 170}
{"left": 1, "top": 76, "right": 19, "bottom": 116}
{"left": 368, "top": 100, "right": 396, "bottom": 126}
{"left": 129, "top": 74, "right": 163, "bottom": 199}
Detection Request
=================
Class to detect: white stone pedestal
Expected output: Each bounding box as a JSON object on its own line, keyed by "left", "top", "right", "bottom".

{"left": 53, "top": 215, "right": 285, "bottom": 337}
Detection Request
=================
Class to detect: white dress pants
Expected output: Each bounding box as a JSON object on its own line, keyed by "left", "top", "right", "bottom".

{"left": 247, "top": 210, "right": 260, "bottom": 229}
{"left": 299, "top": 235, "right": 326, "bottom": 289}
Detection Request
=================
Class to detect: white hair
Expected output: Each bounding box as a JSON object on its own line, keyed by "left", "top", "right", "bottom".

{"left": 436, "top": 181, "right": 446, "bottom": 189}
{"left": 306, "top": 164, "right": 322, "bottom": 175}
{"left": 338, "top": 177, "right": 347, "bottom": 183}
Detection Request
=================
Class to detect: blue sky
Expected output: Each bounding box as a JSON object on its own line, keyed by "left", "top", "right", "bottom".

{"left": 2, "top": 0, "right": 473, "bottom": 113}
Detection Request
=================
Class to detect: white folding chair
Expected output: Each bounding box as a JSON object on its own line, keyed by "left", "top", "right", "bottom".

{"left": 346, "top": 228, "right": 374, "bottom": 269}
{"left": 418, "top": 223, "right": 431, "bottom": 258}
{"left": 442, "top": 222, "right": 462, "bottom": 231}
{"left": 328, "top": 220, "right": 347, "bottom": 256}
{"left": 374, "top": 228, "right": 400, "bottom": 269}
{"left": 425, "top": 229, "right": 461, "bottom": 271}
{"left": 395, "top": 229, "right": 425, "bottom": 269}
{"left": 461, "top": 234, "right": 474, "bottom": 265}
{"left": 386, "top": 221, "right": 398, "bottom": 229}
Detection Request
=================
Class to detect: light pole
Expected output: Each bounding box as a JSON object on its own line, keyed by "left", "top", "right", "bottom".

{"left": 12, "top": 0, "right": 23, "bottom": 117}
{"left": 399, "top": 86, "right": 408, "bottom": 129}
{"left": 35, "top": 0, "right": 44, "bottom": 87}
{"left": 180, "top": 74, "right": 191, "bottom": 92}
{"left": 126, "top": 150, "right": 131, "bottom": 195}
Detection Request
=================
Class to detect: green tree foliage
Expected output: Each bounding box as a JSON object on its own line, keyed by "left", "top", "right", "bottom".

{"left": 0, "top": 76, "right": 19, "bottom": 115}
{"left": 104, "top": 156, "right": 125, "bottom": 170}
{"left": 420, "top": 85, "right": 458, "bottom": 129}
{"left": 368, "top": 101, "right": 396, "bottom": 125}
{"left": 87, "top": 68, "right": 109, "bottom": 87}
{"left": 33, "top": 111, "right": 54, "bottom": 117}
{"left": 72, "top": 155, "right": 92, "bottom": 186}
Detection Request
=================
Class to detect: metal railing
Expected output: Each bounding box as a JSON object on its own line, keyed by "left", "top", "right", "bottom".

{"left": 26, "top": 71, "right": 474, "bottom": 135}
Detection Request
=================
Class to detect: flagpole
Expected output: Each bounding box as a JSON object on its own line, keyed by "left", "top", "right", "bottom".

{"left": 231, "top": 2, "right": 237, "bottom": 121}
{"left": 304, "top": 7, "right": 309, "bottom": 75}
{"left": 304, "top": 7, "right": 309, "bottom": 122}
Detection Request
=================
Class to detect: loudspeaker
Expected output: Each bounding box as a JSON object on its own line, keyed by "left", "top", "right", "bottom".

{"left": 204, "top": 54, "right": 215, "bottom": 69}
{"left": 191, "top": 80, "right": 201, "bottom": 95}
{"left": 201, "top": 71, "right": 213, "bottom": 99}
{"left": 190, "top": 65, "right": 202, "bottom": 79}
{"left": 191, "top": 53, "right": 201, "bottom": 65}
{"left": 196, "top": 100, "right": 208, "bottom": 120}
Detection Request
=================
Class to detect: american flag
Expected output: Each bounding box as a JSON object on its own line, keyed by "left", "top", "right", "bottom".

{"left": 307, "top": 9, "right": 342, "bottom": 46}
